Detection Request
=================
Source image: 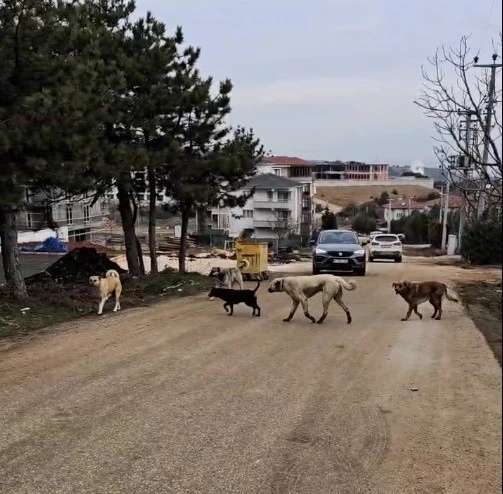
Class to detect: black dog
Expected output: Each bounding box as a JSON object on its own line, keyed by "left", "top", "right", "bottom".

{"left": 208, "top": 281, "right": 261, "bottom": 317}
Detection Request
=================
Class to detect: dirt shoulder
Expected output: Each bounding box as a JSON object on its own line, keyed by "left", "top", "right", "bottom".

{"left": 456, "top": 280, "right": 502, "bottom": 366}
{"left": 0, "top": 270, "right": 213, "bottom": 340}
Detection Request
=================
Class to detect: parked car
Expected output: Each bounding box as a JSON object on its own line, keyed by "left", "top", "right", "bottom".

{"left": 368, "top": 234, "right": 403, "bottom": 263}
{"left": 311, "top": 229, "right": 367, "bottom": 276}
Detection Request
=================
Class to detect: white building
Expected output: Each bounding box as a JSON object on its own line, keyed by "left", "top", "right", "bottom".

{"left": 16, "top": 189, "right": 104, "bottom": 244}
{"left": 205, "top": 174, "right": 305, "bottom": 241}
{"left": 383, "top": 196, "right": 461, "bottom": 223}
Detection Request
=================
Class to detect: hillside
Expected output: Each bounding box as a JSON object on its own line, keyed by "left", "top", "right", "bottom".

{"left": 315, "top": 184, "right": 436, "bottom": 207}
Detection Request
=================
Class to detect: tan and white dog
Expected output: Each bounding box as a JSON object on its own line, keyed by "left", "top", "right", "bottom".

{"left": 267, "top": 274, "right": 357, "bottom": 324}
{"left": 89, "top": 269, "right": 123, "bottom": 315}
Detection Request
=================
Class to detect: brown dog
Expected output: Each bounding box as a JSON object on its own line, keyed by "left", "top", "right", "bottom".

{"left": 392, "top": 280, "right": 458, "bottom": 321}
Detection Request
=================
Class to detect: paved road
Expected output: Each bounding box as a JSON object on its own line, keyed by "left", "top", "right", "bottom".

{"left": 0, "top": 260, "right": 501, "bottom": 494}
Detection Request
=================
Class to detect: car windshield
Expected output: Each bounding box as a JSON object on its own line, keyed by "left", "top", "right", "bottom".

{"left": 374, "top": 235, "right": 398, "bottom": 242}
{"left": 318, "top": 231, "right": 358, "bottom": 244}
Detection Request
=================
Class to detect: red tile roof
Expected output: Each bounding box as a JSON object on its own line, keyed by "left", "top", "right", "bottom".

{"left": 263, "top": 156, "right": 313, "bottom": 166}
{"left": 386, "top": 200, "right": 426, "bottom": 210}
{"left": 422, "top": 195, "right": 463, "bottom": 208}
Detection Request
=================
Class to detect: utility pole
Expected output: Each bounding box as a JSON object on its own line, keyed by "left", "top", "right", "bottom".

{"left": 457, "top": 110, "right": 477, "bottom": 252}
{"left": 473, "top": 54, "right": 502, "bottom": 217}
{"left": 441, "top": 158, "right": 454, "bottom": 251}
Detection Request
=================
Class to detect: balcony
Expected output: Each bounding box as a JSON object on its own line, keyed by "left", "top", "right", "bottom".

{"left": 253, "top": 200, "right": 291, "bottom": 209}
{"left": 253, "top": 219, "right": 291, "bottom": 229}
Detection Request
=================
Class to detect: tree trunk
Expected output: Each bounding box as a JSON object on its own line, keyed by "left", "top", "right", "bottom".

{"left": 0, "top": 207, "right": 28, "bottom": 299}
{"left": 178, "top": 208, "right": 190, "bottom": 274}
{"left": 116, "top": 180, "right": 142, "bottom": 276}
{"left": 147, "top": 166, "right": 158, "bottom": 274}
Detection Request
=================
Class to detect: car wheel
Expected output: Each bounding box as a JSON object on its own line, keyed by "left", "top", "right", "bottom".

{"left": 395, "top": 256, "right": 402, "bottom": 263}
{"left": 368, "top": 256, "right": 374, "bottom": 262}
{"left": 313, "top": 267, "right": 321, "bottom": 275}
{"left": 355, "top": 266, "right": 366, "bottom": 276}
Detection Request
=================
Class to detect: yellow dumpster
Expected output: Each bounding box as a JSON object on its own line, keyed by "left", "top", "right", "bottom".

{"left": 235, "top": 240, "right": 269, "bottom": 281}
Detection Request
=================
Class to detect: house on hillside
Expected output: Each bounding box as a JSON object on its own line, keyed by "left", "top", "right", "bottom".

{"left": 383, "top": 195, "right": 462, "bottom": 224}
{"left": 203, "top": 174, "right": 307, "bottom": 243}
{"left": 313, "top": 161, "right": 389, "bottom": 181}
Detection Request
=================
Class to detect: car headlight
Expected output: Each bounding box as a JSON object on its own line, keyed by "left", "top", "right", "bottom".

{"left": 315, "top": 248, "right": 327, "bottom": 254}
{"left": 353, "top": 249, "right": 365, "bottom": 256}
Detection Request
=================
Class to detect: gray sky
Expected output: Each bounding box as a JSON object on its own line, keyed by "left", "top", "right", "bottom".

{"left": 136, "top": 0, "right": 501, "bottom": 167}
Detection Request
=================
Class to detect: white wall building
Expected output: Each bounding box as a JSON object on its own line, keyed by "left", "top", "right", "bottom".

{"left": 205, "top": 174, "right": 305, "bottom": 240}
{"left": 16, "top": 189, "right": 104, "bottom": 244}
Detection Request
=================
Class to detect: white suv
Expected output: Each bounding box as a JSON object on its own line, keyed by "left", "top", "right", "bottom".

{"left": 369, "top": 234, "right": 403, "bottom": 263}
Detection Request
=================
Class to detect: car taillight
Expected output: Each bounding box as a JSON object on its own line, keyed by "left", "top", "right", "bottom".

{"left": 371, "top": 241, "right": 379, "bottom": 246}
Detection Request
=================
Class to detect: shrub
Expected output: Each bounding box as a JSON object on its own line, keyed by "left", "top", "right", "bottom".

{"left": 321, "top": 207, "right": 338, "bottom": 229}
{"left": 352, "top": 212, "right": 376, "bottom": 234}
{"left": 461, "top": 213, "right": 502, "bottom": 265}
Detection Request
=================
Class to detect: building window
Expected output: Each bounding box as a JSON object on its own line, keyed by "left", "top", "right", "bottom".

{"left": 26, "top": 212, "right": 33, "bottom": 229}
{"left": 66, "top": 204, "right": 74, "bottom": 225}
{"left": 277, "top": 210, "right": 291, "bottom": 220}
{"left": 277, "top": 191, "right": 290, "bottom": 202}
{"left": 273, "top": 168, "right": 281, "bottom": 176}
{"left": 83, "top": 205, "right": 90, "bottom": 223}
{"left": 242, "top": 210, "right": 254, "bottom": 219}
{"left": 267, "top": 190, "right": 274, "bottom": 200}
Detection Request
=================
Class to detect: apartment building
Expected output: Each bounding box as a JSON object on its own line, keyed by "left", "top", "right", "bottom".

{"left": 313, "top": 161, "right": 389, "bottom": 181}
{"left": 205, "top": 174, "right": 306, "bottom": 241}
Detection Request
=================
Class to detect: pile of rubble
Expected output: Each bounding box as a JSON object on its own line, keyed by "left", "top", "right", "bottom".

{"left": 25, "top": 247, "right": 127, "bottom": 285}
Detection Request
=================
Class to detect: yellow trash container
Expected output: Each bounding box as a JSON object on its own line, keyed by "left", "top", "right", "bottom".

{"left": 235, "top": 240, "right": 269, "bottom": 281}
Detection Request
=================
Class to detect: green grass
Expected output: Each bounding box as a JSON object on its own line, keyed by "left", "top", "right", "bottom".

{"left": 0, "top": 270, "right": 213, "bottom": 339}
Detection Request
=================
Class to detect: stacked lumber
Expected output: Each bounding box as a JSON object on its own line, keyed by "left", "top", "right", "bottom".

{"left": 157, "top": 235, "right": 196, "bottom": 253}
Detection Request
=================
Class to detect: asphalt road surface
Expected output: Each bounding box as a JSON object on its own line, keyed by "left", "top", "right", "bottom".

{"left": 0, "top": 259, "right": 501, "bottom": 494}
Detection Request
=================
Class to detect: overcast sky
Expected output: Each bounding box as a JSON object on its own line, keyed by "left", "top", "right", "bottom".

{"left": 135, "top": 0, "right": 501, "bottom": 167}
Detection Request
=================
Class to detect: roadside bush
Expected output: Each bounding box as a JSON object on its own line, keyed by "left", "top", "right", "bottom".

{"left": 352, "top": 212, "right": 376, "bottom": 234}
{"left": 461, "top": 213, "right": 502, "bottom": 265}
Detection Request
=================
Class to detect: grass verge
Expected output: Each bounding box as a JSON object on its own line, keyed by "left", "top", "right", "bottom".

{"left": 456, "top": 281, "right": 502, "bottom": 367}
{"left": 0, "top": 270, "right": 213, "bottom": 340}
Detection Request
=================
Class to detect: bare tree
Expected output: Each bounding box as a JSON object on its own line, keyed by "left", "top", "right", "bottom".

{"left": 414, "top": 34, "right": 502, "bottom": 217}
{"left": 268, "top": 211, "right": 299, "bottom": 249}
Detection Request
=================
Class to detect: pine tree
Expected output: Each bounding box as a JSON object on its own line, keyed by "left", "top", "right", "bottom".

{"left": 0, "top": 0, "right": 124, "bottom": 297}
{"left": 157, "top": 45, "right": 264, "bottom": 271}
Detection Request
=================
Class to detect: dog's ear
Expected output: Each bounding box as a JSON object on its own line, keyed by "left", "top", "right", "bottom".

{"left": 392, "top": 282, "right": 398, "bottom": 288}
{"left": 403, "top": 281, "right": 412, "bottom": 288}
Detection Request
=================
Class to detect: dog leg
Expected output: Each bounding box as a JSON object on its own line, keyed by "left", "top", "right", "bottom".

{"left": 300, "top": 298, "right": 316, "bottom": 324}
{"left": 223, "top": 302, "right": 230, "bottom": 314}
{"left": 413, "top": 305, "right": 423, "bottom": 319}
{"left": 434, "top": 300, "right": 442, "bottom": 320}
{"left": 316, "top": 293, "right": 332, "bottom": 324}
{"left": 333, "top": 292, "right": 352, "bottom": 324}
{"left": 283, "top": 301, "right": 299, "bottom": 322}
{"left": 401, "top": 305, "right": 414, "bottom": 321}
{"left": 97, "top": 297, "right": 107, "bottom": 315}
{"left": 228, "top": 304, "right": 234, "bottom": 316}
{"left": 255, "top": 303, "right": 261, "bottom": 317}
{"left": 113, "top": 296, "right": 121, "bottom": 312}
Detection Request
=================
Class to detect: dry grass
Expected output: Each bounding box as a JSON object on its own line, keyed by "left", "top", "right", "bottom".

{"left": 315, "top": 184, "right": 436, "bottom": 207}
{"left": 0, "top": 270, "right": 213, "bottom": 339}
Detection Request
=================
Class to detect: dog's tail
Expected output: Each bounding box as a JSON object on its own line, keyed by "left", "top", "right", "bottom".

{"left": 444, "top": 285, "right": 459, "bottom": 302}
{"left": 238, "top": 259, "right": 250, "bottom": 271}
{"left": 340, "top": 278, "right": 357, "bottom": 291}
{"left": 106, "top": 269, "right": 120, "bottom": 279}
{"left": 252, "top": 280, "right": 261, "bottom": 294}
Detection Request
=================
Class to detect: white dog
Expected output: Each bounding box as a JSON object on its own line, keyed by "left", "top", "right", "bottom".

{"left": 89, "top": 269, "right": 123, "bottom": 315}
{"left": 267, "top": 274, "right": 356, "bottom": 324}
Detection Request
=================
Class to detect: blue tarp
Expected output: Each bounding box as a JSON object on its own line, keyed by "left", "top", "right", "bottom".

{"left": 30, "top": 236, "right": 69, "bottom": 253}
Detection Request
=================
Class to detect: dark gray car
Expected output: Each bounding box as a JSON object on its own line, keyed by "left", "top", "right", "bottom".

{"left": 311, "top": 229, "right": 366, "bottom": 276}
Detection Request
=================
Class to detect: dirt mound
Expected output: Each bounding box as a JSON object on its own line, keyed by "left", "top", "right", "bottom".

{"left": 25, "top": 247, "right": 127, "bottom": 285}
